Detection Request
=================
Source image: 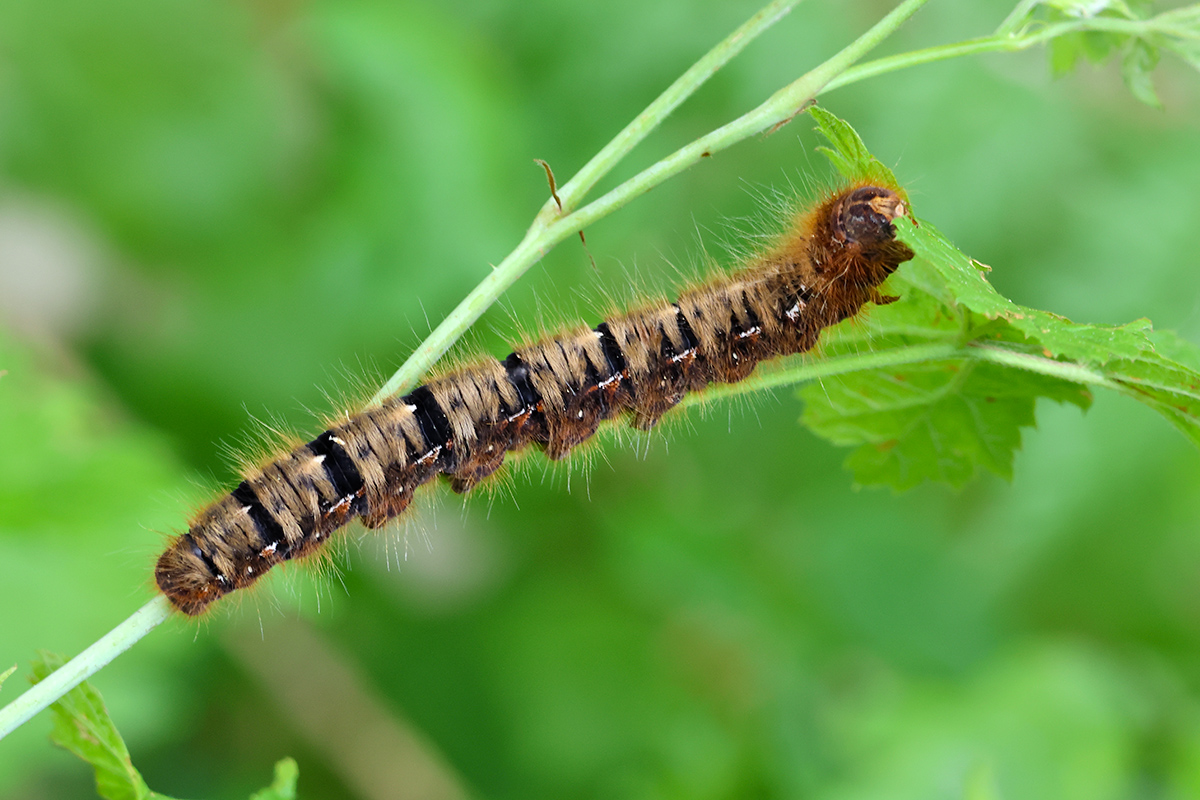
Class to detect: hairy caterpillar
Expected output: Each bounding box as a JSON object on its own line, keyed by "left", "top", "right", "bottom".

{"left": 155, "top": 182, "right": 914, "bottom": 616}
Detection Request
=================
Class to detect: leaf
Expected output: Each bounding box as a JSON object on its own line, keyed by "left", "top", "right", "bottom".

{"left": 809, "top": 105, "right": 902, "bottom": 191}
{"left": 1049, "top": 31, "right": 1087, "bottom": 76}
{"left": 1102, "top": 352, "right": 1200, "bottom": 447}
{"left": 898, "top": 218, "right": 1200, "bottom": 444}
{"left": 802, "top": 109, "right": 1200, "bottom": 489}
{"left": 1045, "top": 0, "right": 1132, "bottom": 15}
{"left": 898, "top": 219, "right": 1156, "bottom": 366}
{"left": 1157, "top": 7, "right": 1200, "bottom": 73}
{"left": 1149, "top": 329, "right": 1200, "bottom": 371}
{"left": 1080, "top": 29, "right": 1119, "bottom": 63}
{"left": 249, "top": 759, "right": 299, "bottom": 800}
{"left": 1121, "top": 37, "right": 1163, "bottom": 107}
{"left": 30, "top": 654, "right": 298, "bottom": 800}
{"left": 806, "top": 357, "right": 1080, "bottom": 490}
{"left": 1037, "top": 0, "right": 1184, "bottom": 106}
{"left": 801, "top": 289, "right": 1091, "bottom": 490}
{"left": 30, "top": 653, "right": 162, "bottom": 800}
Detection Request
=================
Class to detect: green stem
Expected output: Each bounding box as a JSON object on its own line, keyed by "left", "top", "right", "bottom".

{"left": 539, "top": 0, "right": 934, "bottom": 244}
{"left": 0, "top": 596, "right": 172, "bottom": 740}
{"left": 967, "top": 343, "right": 1120, "bottom": 389}
{"left": 822, "top": 10, "right": 1200, "bottom": 95}
{"left": 680, "top": 339, "right": 1125, "bottom": 411}
{"left": 683, "top": 343, "right": 961, "bottom": 407}
{"left": 541, "top": 0, "right": 805, "bottom": 223}
{"left": 370, "top": 0, "right": 931, "bottom": 404}
{"left": 994, "top": 0, "right": 1040, "bottom": 36}
{"left": 370, "top": 0, "right": 804, "bottom": 404}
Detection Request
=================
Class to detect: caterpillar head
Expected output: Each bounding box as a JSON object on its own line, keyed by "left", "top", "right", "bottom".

{"left": 155, "top": 531, "right": 225, "bottom": 616}
{"left": 832, "top": 186, "right": 908, "bottom": 246}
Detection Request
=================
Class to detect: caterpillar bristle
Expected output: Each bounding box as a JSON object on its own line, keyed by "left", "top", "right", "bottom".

{"left": 155, "top": 182, "right": 914, "bottom": 616}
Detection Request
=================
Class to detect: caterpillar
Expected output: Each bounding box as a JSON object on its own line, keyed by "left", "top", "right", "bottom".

{"left": 155, "top": 182, "right": 914, "bottom": 616}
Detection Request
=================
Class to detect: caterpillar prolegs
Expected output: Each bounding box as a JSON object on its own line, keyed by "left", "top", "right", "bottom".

{"left": 155, "top": 183, "right": 914, "bottom": 615}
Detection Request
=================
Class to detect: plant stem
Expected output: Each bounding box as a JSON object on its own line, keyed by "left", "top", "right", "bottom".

{"left": 968, "top": 342, "right": 1120, "bottom": 389}
{"left": 822, "top": 10, "right": 1200, "bottom": 95}
{"left": 538, "top": 0, "right": 934, "bottom": 247}
{"left": 541, "top": 0, "right": 805, "bottom": 223}
{"left": 370, "top": 0, "right": 932, "bottom": 404}
{"left": 685, "top": 343, "right": 961, "bottom": 407}
{"left": 0, "top": 596, "right": 172, "bottom": 740}
{"left": 370, "top": 0, "right": 805, "bottom": 404}
{"left": 681, "top": 338, "right": 1127, "bottom": 410}
{"left": 994, "top": 0, "right": 1041, "bottom": 36}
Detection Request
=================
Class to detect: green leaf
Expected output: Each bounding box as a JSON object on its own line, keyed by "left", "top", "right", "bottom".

{"left": 1102, "top": 352, "right": 1200, "bottom": 447}
{"left": 30, "top": 653, "right": 163, "bottom": 800}
{"left": 803, "top": 109, "right": 1200, "bottom": 489}
{"left": 1080, "top": 29, "right": 1119, "bottom": 63}
{"left": 1121, "top": 37, "right": 1162, "bottom": 107}
{"left": 1045, "top": 0, "right": 1125, "bottom": 14}
{"left": 1157, "top": 7, "right": 1200, "bottom": 73}
{"left": 1049, "top": 31, "right": 1087, "bottom": 76}
{"left": 1038, "top": 0, "right": 1181, "bottom": 105}
{"left": 30, "top": 653, "right": 299, "bottom": 800}
{"left": 1044, "top": 0, "right": 1148, "bottom": 20}
{"left": 801, "top": 288, "right": 1092, "bottom": 490}
{"left": 900, "top": 219, "right": 1200, "bottom": 442}
{"left": 805, "top": 356, "right": 1081, "bottom": 490}
{"left": 1149, "top": 329, "right": 1200, "bottom": 371}
{"left": 898, "top": 218, "right": 1156, "bottom": 366}
{"left": 249, "top": 759, "right": 299, "bottom": 800}
{"left": 809, "top": 105, "right": 901, "bottom": 190}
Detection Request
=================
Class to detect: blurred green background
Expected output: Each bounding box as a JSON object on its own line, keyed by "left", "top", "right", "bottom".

{"left": 2, "top": 0, "right": 1200, "bottom": 798}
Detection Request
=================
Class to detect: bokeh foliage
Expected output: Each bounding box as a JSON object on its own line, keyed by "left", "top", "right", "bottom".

{"left": 2, "top": 1, "right": 1200, "bottom": 798}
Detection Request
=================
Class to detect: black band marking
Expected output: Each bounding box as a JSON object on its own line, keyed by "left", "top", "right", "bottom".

{"left": 727, "top": 291, "right": 764, "bottom": 338}
{"left": 595, "top": 323, "right": 628, "bottom": 377}
{"left": 403, "top": 385, "right": 454, "bottom": 452}
{"left": 231, "top": 481, "right": 288, "bottom": 551}
{"left": 503, "top": 352, "right": 542, "bottom": 412}
{"left": 671, "top": 304, "right": 701, "bottom": 352}
{"left": 309, "top": 431, "right": 365, "bottom": 500}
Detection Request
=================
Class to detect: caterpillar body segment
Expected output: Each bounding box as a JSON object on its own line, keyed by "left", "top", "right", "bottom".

{"left": 155, "top": 184, "right": 914, "bottom": 615}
